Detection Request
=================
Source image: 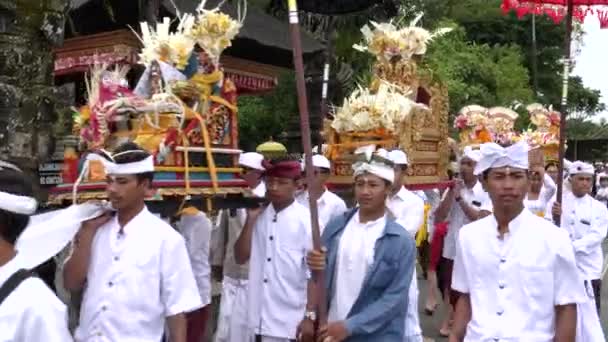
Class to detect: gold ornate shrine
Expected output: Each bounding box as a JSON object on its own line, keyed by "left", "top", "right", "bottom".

{"left": 325, "top": 45, "right": 450, "bottom": 186}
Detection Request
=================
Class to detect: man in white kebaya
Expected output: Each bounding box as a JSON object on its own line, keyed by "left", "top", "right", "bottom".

{"left": 297, "top": 154, "right": 347, "bottom": 233}
{"left": 214, "top": 151, "right": 266, "bottom": 342}
{"left": 450, "top": 141, "right": 586, "bottom": 342}
{"left": 234, "top": 157, "right": 314, "bottom": 342}
{"left": 0, "top": 161, "right": 73, "bottom": 342}
{"left": 554, "top": 161, "right": 607, "bottom": 341}
{"left": 63, "top": 142, "right": 202, "bottom": 342}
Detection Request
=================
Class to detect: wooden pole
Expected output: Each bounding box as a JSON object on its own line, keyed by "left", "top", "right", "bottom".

{"left": 319, "top": 17, "right": 335, "bottom": 146}
{"left": 555, "top": 0, "right": 574, "bottom": 225}
{"left": 286, "top": 0, "right": 327, "bottom": 325}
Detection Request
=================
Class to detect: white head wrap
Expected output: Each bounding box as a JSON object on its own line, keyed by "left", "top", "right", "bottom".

{"left": 352, "top": 145, "right": 395, "bottom": 184}
{"left": 474, "top": 141, "right": 529, "bottom": 175}
{"left": 239, "top": 152, "right": 265, "bottom": 171}
{"left": 301, "top": 154, "right": 331, "bottom": 171}
{"left": 462, "top": 146, "right": 482, "bottom": 163}
{"left": 387, "top": 149, "right": 409, "bottom": 165}
{"left": 0, "top": 161, "right": 38, "bottom": 215}
{"left": 569, "top": 161, "right": 594, "bottom": 176}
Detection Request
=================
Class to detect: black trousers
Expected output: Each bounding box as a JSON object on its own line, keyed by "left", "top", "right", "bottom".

{"left": 592, "top": 279, "right": 602, "bottom": 316}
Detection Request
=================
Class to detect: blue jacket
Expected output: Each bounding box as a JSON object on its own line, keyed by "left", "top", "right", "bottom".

{"left": 322, "top": 208, "right": 416, "bottom": 342}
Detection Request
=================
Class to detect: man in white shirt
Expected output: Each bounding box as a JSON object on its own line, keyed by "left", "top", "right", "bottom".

{"left": 305, "top": 146, "right": 416, "bottom": 341}
{"left": 63, "top": 142, "right": 202, "bottom": 342}
{"left": 433, "top": 146, "right": 491, "bottom": 336}
{"left": 0, "top": 162, "right": 73, "bottom": 342}
{"left": 177, "top": 207, "right": 213, "bottom": 342}
{"left": 383, "top": 149, "right": 424, "bottom": 342}
{"left": 296, "top": 154, "right": 347, "bottom": 232}
{"left": 235, "top": 157, "right": 314, "bottom": 342}
{"left": 554, "top": 161, "right": 607, "bottom": 341}
{"left": 214, "top": 151, "right": 266, "bottom": 342}
{"left": 450, "top": 141, "right": 586, "bottom": 342}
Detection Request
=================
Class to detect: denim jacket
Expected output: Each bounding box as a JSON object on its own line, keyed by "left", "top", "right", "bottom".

{"left": 322, "top": 208, "right": 416, "bottom": 342}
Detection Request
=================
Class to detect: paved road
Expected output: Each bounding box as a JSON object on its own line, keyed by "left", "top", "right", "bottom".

{"left": 418, "top": 242, "right": 608, "bottom": 341}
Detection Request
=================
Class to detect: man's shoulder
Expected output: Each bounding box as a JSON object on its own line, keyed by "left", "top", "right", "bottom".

{"left": 9, "top": 277, "right": 66, "bottom": 311}
{"left": 385, "top": 218, "right": 416, "bottom": 246}
{"left": 143, "top": 211, "right": 184, "bottom": 242}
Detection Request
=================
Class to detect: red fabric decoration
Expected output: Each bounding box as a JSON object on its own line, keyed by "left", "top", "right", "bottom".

{"left": 262, "top": 160, "right": 302, "bottom": 180}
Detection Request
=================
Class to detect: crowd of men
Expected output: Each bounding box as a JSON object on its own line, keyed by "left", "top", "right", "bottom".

{"left": 0, "top": 139, "right": 607, "bottom": 342}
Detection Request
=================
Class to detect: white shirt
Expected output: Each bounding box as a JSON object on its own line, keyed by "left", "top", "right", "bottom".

{"left": 386, "top": 187, "right": 425, "bottom": 237}
{"left": 296, "top": 189, "right": 347, "bottom": 232}
{"left": 560, "top": 192, "right": 608, "bottom": 280}
{"left": 0, "top": 254, "right": 73, "bottom": 342}
{"left": 74, "top": 207, "right": 202, "bottom": 342}
{"left": 178, "top": 211, "right": 212, "bottom": 307}
{"left": 452, "top": 210, "right": 586, "bottom": 341}
{"left": 443, "top": 181, "right": 492, "bottom": 260}
{"left": 524, "top": 173, "right": 556, "bottom": 218}
{"left": 328, "top": 213, "right": 386, "bottom": 322}
{"left": 247, "top": 201, "right": 313, "bottom": 339}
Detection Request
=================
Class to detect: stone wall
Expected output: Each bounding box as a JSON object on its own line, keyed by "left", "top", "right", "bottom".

{"left": 0, "top": 0, "right": 68, "bottom": 171}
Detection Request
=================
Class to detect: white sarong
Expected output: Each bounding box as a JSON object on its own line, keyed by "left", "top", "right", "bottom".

{"left": 215, "top": 276, "right": 249, "bottom": 342}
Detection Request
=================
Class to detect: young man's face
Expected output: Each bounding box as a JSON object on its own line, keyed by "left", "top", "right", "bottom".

{"left": 392, "top": 165, "right": 406, "bottom": 190}
{"left": 571, "top": 174, "right": 593, "bottom": 197}
{"left": 313, "top": 167, "right": 330, "bottom": 188}
{"left": 354, "top": 173, "right": 390, "bottom": 212}
{"left": 460, "top": 158, "right": 476, "bottom": 181}
{"left": 546, "top": 165, "right": 559, "bottom": 183}
{"left": 106, "top": 175, "right": 148, "bottom": 210}
{"left": 240, "top": 166, "right": 263, "bottom": 189}
{"left": 529, "top": 165, "right": 544, "bottom": 189}
{"left": 485, "top": 167, "right": 528, "bottom": 211}
{"left": 265, "top": 176, "right": 298, "bottom": 205}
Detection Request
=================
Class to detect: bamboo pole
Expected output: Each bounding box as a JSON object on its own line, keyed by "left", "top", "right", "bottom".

{"left": 286, "top": 0, "right": 327, "bottom": 327}
{"left": 555, "top": 0, "right": 574, "bottom": 225}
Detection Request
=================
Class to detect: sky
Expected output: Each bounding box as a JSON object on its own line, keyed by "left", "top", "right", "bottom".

{"left": 573, "top": 19, "right": 608, "bottom": 122}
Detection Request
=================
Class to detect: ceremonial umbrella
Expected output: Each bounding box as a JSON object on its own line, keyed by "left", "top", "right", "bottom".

{"left": 502, "top": 0, "right": 608, "bottom": 219}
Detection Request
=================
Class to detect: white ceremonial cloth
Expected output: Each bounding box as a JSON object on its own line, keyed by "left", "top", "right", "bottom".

{"left": 442, "top": 181, "right": 492, "bottom": 260}
{"left": 247, "top": 201, "right": 312, "bottom": 340}
{"left": 575, "top": 281, "right": 605, "bottom": 342}
{"left": 452, "top": 209, "right": 586, "bottom": 341}
{"left": 177, "top": 211, "right": 212, "bottom": 307}
{"left": 214, "top": 276, "right": 249, "bottom": 342}
{"left": 328, "top": 212, "right": 386, "bottom": 322}
{"left": 387, "top": 186, "right": 425, "bottom": 237}
{"left": 296, "top": 189, "right": 347, "bottom": 233}
{"left": 524, "top": 173, "right": 557, "bottom": 218}
{"left": 560, "top": 192, "right": 608, "bottom": 280}
{"left": 0, "top": 254, "right": 73, "bottom": 342}
{"left": 73, "top": 207, "right": 202, "bottom": 342}
{"left": 16, "top": 203, "right": 110, "bottom": 270}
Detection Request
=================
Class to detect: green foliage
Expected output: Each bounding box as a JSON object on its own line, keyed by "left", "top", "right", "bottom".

{"left": 424, "top": 25, "right": 534, "bottom": 119}
{"left": 237, "top": 72, "right": 297, "bottom": 150}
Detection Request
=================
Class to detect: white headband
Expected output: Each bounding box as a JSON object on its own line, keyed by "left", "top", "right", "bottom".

{"left": 0, "top": 192, "right": 37, "bottom": 215}
{"left": 105, "top": 155, "right": 155, "bottom": 175}
{"left": 569, "top": 161, "right": 594, "bottom": 176}
{"left": 0, "top": 161, "right": 37, "bottom": 215}
{"left": 462, "top": 146, "right": 481, "bottom": 163}
{"left": 352, "top": 145, "right": 395, "bottom": 184}
{"left": 474, "top": 141, "right": 529, "bottom": 175}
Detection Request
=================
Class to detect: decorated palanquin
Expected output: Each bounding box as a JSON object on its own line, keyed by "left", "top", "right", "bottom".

{"left": 454, "top": 103, "right": 561, "bottom": 164}
{"left": 324, "top": 17, "right": 452, "bottom": 186}
{"left": 48, "top": 2, "right": 249, "bottom": 205}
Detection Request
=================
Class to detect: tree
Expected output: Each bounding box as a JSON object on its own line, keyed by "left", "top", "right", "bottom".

{"left": 237, "top": 73, "right": 298, "bottom": 151}
{"left": 0, "top": 0, "right": 69, "bottom": 173}
{"left": 424, "top": 25, "right": 534, "bottom": 120}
